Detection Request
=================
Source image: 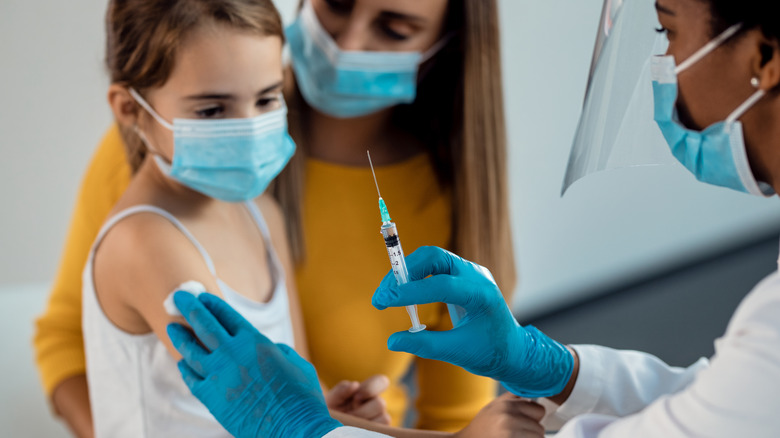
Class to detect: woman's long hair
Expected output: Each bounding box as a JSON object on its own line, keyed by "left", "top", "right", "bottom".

{"left": 273, "top": 0, "right": 517, "bottom": 297}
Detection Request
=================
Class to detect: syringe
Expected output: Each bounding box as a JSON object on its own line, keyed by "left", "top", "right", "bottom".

{"left": 368, "top": 151, "right": 426, "bottom": 333}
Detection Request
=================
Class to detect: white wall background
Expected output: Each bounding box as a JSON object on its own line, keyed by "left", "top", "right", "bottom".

{"left": 2, "top": 0, "right": 780, "bottom": 435}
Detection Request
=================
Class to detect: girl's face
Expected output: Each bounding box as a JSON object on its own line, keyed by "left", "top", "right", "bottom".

{"left": 136, "top": 23, "right": 284, "bottom": 161}
{"left": 656, "top": 0, "right": 761, "bottom": 131}
{"left": 311, "top": 0, "right": 449, "bottom": 53}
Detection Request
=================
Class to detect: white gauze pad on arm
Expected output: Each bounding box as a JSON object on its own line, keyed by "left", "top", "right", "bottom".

{"left": 163, "top": 280, "right": 207, "bottom": 317}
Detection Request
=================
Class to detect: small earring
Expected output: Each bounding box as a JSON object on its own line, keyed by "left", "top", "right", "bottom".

{"left": 751, "top": 77, "right": 761, "bottom": 88}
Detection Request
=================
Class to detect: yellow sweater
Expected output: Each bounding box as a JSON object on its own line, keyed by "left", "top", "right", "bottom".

{"left": 34, "top": 125, "right": 496, "bottom": 431}
{"left": 297, "top": 157, "right": 496, "bottom": 430}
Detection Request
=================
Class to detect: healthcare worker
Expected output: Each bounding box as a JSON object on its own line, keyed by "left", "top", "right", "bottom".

{"left": 167, "top": 0, "right": 780, "bottom": 436}
{"left": 34, "top": 0, "right": 515, "bottom": 435}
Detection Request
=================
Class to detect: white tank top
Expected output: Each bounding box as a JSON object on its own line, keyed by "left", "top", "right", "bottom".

{"left": 83, "top": 202, "right": 295, "bottom": 438}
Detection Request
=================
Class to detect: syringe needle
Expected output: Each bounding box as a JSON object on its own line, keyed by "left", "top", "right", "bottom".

{"left": 367, "top": 150, "right": 382, "bottom": 198}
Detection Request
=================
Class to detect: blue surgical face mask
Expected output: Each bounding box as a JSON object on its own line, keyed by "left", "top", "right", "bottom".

{"left": 285, "top": 0, "right": 449, "bottom": 118}
{"left": 651, "top": 23, "right": 773, "bottom": 196}
{"left": 129, "top": 88, "right": 296, "bottom": 202}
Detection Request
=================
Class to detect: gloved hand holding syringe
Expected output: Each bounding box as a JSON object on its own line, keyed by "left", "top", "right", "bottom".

{"left": 367, "top": 151, "right": 427, "bottom": 333}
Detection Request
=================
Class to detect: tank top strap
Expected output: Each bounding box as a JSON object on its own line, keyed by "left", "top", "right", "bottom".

{"left": 94, "top": 205, "right": 218, "bottom": 276}
{"left": 244, "top": 201, "right": 272, "bottom": 241}
{"left": 243, "top": 201, "right": 284, "bottom": 283}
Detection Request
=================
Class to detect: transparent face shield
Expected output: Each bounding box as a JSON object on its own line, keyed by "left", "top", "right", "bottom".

{"left": 562, "top": 0, "right": 674, "bottom": 195}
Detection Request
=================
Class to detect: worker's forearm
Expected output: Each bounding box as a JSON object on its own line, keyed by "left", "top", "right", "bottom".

{"left": 546, "top": 346, "right": 580, "bottom": 406}
{"left": 52, "top": 374, "right": 94, "bottom": 438}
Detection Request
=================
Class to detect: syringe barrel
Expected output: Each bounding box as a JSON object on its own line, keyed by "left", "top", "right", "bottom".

{"left": 380, "top": 220, "right": 426, "bottom": 332}
{"left": 381, "top": 222, "right": 410, "bottom": 285}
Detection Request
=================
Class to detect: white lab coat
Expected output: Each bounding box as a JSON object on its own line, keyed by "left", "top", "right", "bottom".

{"left": 324, "top": 265, "right": 780, "bottom": 438}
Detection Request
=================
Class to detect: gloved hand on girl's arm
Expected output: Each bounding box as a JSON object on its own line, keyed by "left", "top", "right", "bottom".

{"left": 167, "top": 291, "right": 342, "bottom": 438}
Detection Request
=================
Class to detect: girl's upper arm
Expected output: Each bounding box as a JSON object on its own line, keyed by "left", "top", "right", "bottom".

{"left": 255, "top": 195, "right": 310, "bottom": 360}
{"left": 92, "top": 212, "right": 222, "bottom": 359}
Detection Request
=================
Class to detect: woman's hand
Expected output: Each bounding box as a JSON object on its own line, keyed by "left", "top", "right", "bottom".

{"left": 454, "top": 393, "right": 546, "bottom": 438}
{"left": 326, "top": 375, "right": 391, "bottom": 424}
{"left": 51, "top": 374, "right": 94, "bottom": 438}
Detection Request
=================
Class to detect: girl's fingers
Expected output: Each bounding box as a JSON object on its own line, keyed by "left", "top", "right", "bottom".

{"left": 353, "top": 374, "right": 390, "bottom": 402}
{"left": 349, "top": 397, "right": 388, "bottom": 423}
{"left": 326, "top": 380, "right": 360, "bottom": 408}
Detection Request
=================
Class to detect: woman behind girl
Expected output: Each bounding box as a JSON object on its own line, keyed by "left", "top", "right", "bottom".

{"left": 35, "top": 0, "right": 516, "bottom": 433}
{"left": 277, "top": 0, "right": 515, "bottom": 429}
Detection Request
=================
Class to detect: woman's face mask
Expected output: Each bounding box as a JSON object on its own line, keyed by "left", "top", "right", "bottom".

{"left": 285, "top": 0, "right": 450, "bottom": 118}
{"left": 651, "top": 23, "right": 773, "bottom": 196}
{"left": 129, "top": 88, "right": 296, "bottom": 202}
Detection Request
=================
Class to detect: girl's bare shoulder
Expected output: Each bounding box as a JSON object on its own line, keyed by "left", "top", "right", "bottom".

{"left": 92, "top": 208, "right": 220, "bottom": 334}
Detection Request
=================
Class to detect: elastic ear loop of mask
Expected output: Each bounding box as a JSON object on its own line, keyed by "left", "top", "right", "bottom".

{"left": 129, "top": 88, "right": 174, "bottom": 130}
{"left": 128, "top": 88, "right": 171, "bottom": 161}
{"left": 721, "top": 87, "right": 768, "bottom": 197}
{"left": 724, "top": 76, "right": 769, "bottom": 197}
{"left": 132, "top": 124, "right": 175, "bottom": 173}
{"left": 420, "top": 32, "right": 455, "bottom": 63}
{"left": 131, "top": 124, "right": 159, "bottom": 154}
{"left": 666, "top": 21, "right": 763, "bottom": 125}
{"left": 675, "top": 23, "right": 742, "bottom": 74}
{"left": 726, "top": 90, "right": 769, "bottom": 197}
{"left": 726, "top": 89, "right": 766, "bottom": 125}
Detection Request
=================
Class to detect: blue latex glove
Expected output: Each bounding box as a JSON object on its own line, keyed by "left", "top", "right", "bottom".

{"left": 166, "top": 291, "right": 341, "bottom": 438}
{"left": 372, "top": 246, "right": 574, "bottom": 398}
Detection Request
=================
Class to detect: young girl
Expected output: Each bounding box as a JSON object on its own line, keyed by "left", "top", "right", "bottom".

{"left": 85, "top": 0, "right": 385, "bottom": 435}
